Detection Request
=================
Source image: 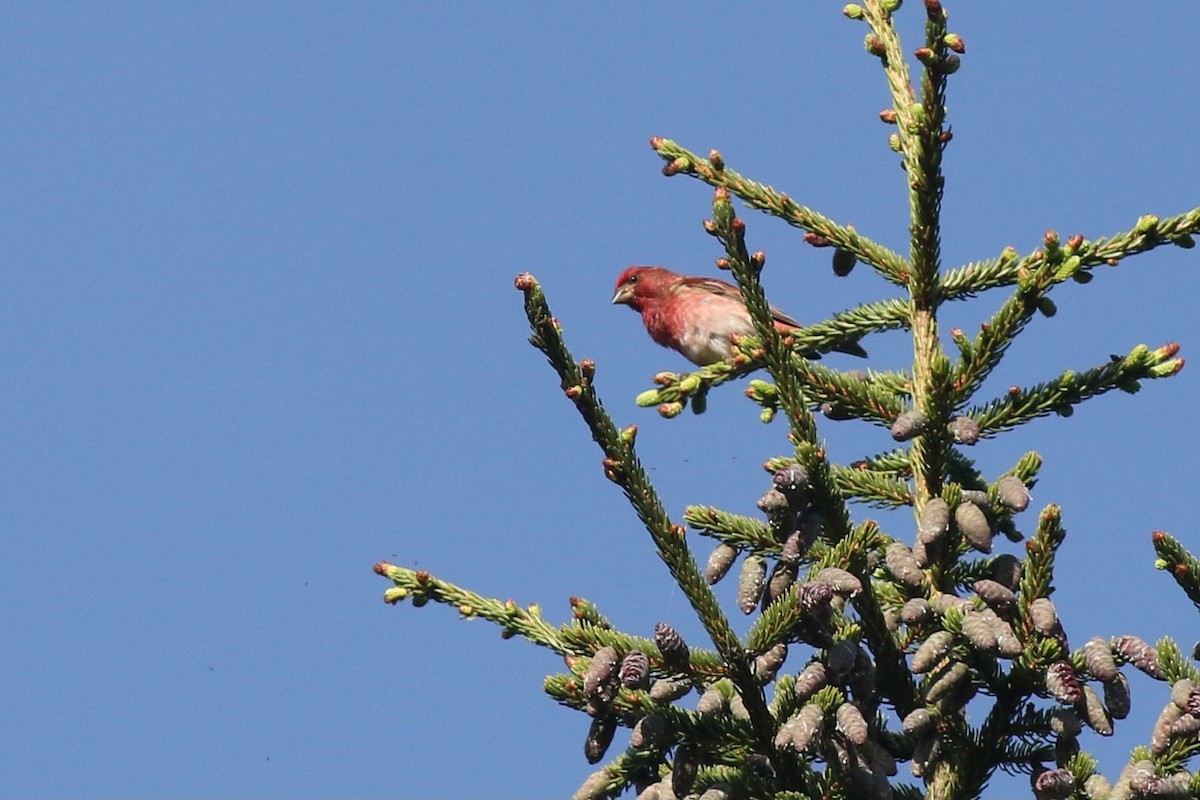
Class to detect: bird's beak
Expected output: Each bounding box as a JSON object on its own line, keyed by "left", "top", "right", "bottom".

{"left": 612, "top": 285, "right": 634, "bottom": 305}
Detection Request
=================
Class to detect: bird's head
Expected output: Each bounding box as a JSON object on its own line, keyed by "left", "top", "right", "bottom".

{"left": 612, "top": 266, "right": 675, "bottom": 311}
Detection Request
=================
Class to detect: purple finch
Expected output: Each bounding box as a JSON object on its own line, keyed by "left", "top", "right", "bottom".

{"left": 612, "top": 266, "right": 866, "bottom": 366}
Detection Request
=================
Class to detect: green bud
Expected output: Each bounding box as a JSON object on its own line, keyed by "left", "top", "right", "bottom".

{"left": 749, "top": 378, "right": 778, "bottom": 398}
{"left": 635, "top": 389, "right": 663, "bottom": 407}
{"left": 1135, "top": 214, "right": 1160, "bottom": 235}
{"left": 678, "top": 374, "right": 702, "bottom": 394}
{"left": 1035, "top": 297, "right": 1057, "bottom": 318}
{"left": 760, "top": 408, "right": 776, "bottom": 423}
{"left": 657, "top": 402, "right": 684, "bottom": 418}
{"left": 1174, "top": 234, "right": 1196, "bottom": 249}
{"left": 843, "top": 3, "right": 865, "bottom": 18}
{"left": 1054, "top": 255, "right": 1082, "bottom": 282}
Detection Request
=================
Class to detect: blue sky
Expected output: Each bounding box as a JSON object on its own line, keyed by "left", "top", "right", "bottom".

{"left": 3, "top": 4, "right": 1199, "bottom": 798}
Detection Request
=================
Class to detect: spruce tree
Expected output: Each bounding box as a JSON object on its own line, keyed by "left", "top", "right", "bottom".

{"left": 377, "top": 3, "right": 1200, "bottom": 797}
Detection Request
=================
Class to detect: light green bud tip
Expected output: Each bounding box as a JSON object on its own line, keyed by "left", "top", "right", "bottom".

{"left": 635, "top": 389, "right": 663, "bottom": 407}
{"left": 843, "top": 4, "right": 865, "bottom": 19}
{"left": 1135, "top": 214, "right": 1160, "bottom": 234}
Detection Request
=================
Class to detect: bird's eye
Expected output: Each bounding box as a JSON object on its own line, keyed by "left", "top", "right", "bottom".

{"left": 628, "top": 274, "right": 638, "bottom": 283}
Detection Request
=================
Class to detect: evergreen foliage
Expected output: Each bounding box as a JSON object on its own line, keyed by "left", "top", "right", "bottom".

{"left": 376, "top": 3, "right": 1200, "bottom": 797}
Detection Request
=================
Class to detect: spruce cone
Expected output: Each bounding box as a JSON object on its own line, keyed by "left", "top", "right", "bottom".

{"left": 649, "top": 677, "right": 690, "bottom": 703}
{"left": 704, "top": 543, "right": 738, "bottom": 585}
{"left": 619, "top": 650, "right": 650, "bottom": 689}
{"left": 1170, "top": 678, "right": 1195, "bottom": 711}
{"left": 960, "top": 610, "right": 998, "bottom": 652}
{"left": 1112, "top": 634, "right": 1166, "bottom": 680}
{"left": 925, "top": 660, "right": 971, "bottom": 704}
{"left": 996, "top": 475, "right": 1031, "bottom": 511}
{"left": 584, "top": 714, "right": 617, "bottom": 763}
{"left": 1029, "top": 597, "right": 1061, "bottom": 636}
{"left": 773, "top": 465, "right": 810, "bottom": 499}
{"left": 1034, "top": 768, "right": 1075, "bottom": 799}
{"left": 1083, "top": 637, "right": 1119, "bottom": 682}
{"left": 902, "top": 707, "right": 935, "bottom": 736}
{"left": 900, "top": 597, "right": 931, "bottom": 625}
{"left": 630, "top": 713, "right": 667, "bottom": 749}
{"left": 885, "top": 542, "right": 924, "bottom": 588}
{"left": 573, "top": 769, "right": 615, "bottom": 800}
{"left": 990, "top": 553, "right": 1023, "bottom": 590}
{"left": 1152, "top": 702, "right": 1184, "bottom": 755}
{"left": 826, "top": 641, "right": 859, "bottom": 676}
{"left": 930, "top": 592, "right": 971, "bottom": 615}
{"left": 912, "top": 630, "right": 955, "bottom": 673}
{"left": 797, "top": 581, "right": 835, "bottom": 612}
{"left": 754, "top": 643, "right": 788, "bottom": 683}
{"left": 1104, "top": 672, "right": 1131, "bottom": 720}
{"left": 737, "top": 554, "right": 767, "bottom": 614}
{"left": 671, "top": 745, "right": 700, "bottom": 798}
{"left": 918, "top": 498, "right": 950, "bottom": 544}
{"left": 655, "top": 623, "right": 690, "bottom": 673}
{"left": 832, "top": 248, "right": 857, "bottom": 276}
{"left": 973, "top": 579, "right": 1017, "bottom": 614}
{"left": 1080, "top": 685, "right": 1113, "bottom": 736}
{"left": 788, "top": 703, "right": 825, "bottom": 753}
{"left": 836, "top": 702, "right": 869, "bottom": 745}
{"left": 815, "top": 567, "right": 863, "bottom": 596}
{"left": 947, "top": 415, "right": 980, "bottom": 445}
{"left": 583, "top": 646, "right": 620, "bottom": 702}
{"left": 696, "top": 686, "right": 726, "bottom": 716}
{"left": 766, "top": 560, "right": 799, "bottom": 606}
{"left": 955, "top": 500, "right": 993, "bottom": 553}
{"left": 779, "top": 530, "right": 806, "bottom": 564}
{"left": 1049, "top": 707, "right": 1082, "bottom": 737}
{"left": 989, "top": 615, "right": 1024, "bottom": 659}
{"left": 891, "top": 410, "right": 929, "bottom": 441}
{"left": 1045, "top": 660, "right": 1082, "bottom": 704}
{"left": 794, "top": 661, "right": 828, "bottom": 702}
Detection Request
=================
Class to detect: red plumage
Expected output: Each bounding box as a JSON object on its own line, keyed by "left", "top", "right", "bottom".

{"left": 611, "top": 266, "right": 865, "bottom": 366}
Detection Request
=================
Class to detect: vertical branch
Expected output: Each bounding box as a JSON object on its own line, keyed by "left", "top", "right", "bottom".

{"left": 863, "top": 0, "right": 953, "bottom": 508}
{"left": 709, "top": 189, "right": 854, "bottom": 545}
{"left": 514, "top": 273, "right": 782, "bottom": 764}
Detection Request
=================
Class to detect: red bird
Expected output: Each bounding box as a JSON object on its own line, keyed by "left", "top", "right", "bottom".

{"left": 612, "top": 266, "right": 866, "bottom": 366}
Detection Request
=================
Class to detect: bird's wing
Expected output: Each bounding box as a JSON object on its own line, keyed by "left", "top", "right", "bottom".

{"left": 677, "top": 275, "right": 803, "bottom": 329}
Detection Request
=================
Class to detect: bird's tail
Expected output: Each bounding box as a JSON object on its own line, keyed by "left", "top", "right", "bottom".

{"left": 833, "top": 339, "right": 869, "bottom": 358}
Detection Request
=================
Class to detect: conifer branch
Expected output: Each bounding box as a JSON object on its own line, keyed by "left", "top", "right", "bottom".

{"left": 762, "top": 455, "right": 914, "bottom": 507}
{"left": 940, "top": 208, "right": 1200, "bottom": 300}
{"left": 374, "top": 561, "right": 568, "bottom": 649}
{"left": 830, "top": 465, "right": 915, "bottom": 507}
{"left": 708, "top": 189, "right": 854, "bottom": 546}
{"left": 968, "top": 342, "right": 1184, "bottom": 436}
{"left": 513, "top": 273, "right": 783, "bottom": 765}
{"left": 382, "top": 6, "right": 1200, "bottom": 797}
{"left": 684, "top": 506, "right": 777, "bottom": 552}
{"left": 1152, "top": 531, "right": 1200, "bottom": 613}
{"left": 650, "top": 137, "right": 910, "bottom": 285}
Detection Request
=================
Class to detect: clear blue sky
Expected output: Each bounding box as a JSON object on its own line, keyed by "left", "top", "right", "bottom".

{"left": 3, "top": 4, "right": 1199, "bottom": 798}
